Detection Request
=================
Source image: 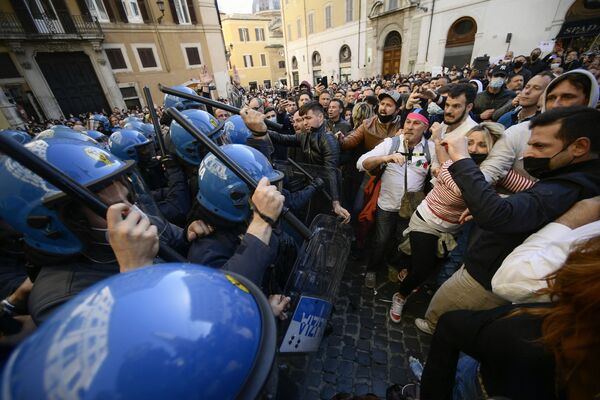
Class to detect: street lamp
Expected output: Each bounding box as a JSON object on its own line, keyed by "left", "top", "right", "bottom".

{"left": 156, "top": 0, "right": 165, "bottom": 24}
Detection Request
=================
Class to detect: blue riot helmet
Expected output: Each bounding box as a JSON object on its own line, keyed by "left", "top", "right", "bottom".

{"left": 83, "top": 129, "right": 109, "bottom": 147}
{"left": 122, "top": 115, "right": 141, "bottom": 124}
{"left": 0, "top": 137, "right": 166, "bottom": 258}
{"left": 169, "top": 109, "right": 229, "bottom": 165}
{"left": 35, "top": 127, "right": 100, "bottom": 146}
{"left": 197, "top": 144, "right": 284, "bottom": 223}
{"left": 223, "top": 114, "right": 251, "bottom": 144}
{"left": 0, "top": 129, "right": 32, "bottom": 145}
{"left": 108, "top": 129, "right": 155, "bottom": 164}
{"left": 87, "top": 114, "right": 110, "bottom": 132}
{"left": 2, "top": 263, "right": 276, "bottom": 400}
{"left": 163, "top": 85, "right": 202, "bottom": 111}
{"left": 124, "top": 120, "right": 155, "bottom": 141}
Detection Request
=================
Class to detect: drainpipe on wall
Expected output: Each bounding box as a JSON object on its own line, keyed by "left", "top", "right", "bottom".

{"left": 425, "top": 0, "right": 435, "bottom": 62}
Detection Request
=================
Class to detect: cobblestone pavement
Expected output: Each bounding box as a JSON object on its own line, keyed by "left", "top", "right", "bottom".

{"left": 278, "top": 260, "right": 434, "bottom": 399}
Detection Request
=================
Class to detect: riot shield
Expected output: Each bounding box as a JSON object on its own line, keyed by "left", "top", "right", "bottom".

{"left": 279, "top": 214, "right": 353, "bottom": 353}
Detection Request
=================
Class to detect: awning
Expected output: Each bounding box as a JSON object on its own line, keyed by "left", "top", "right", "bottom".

{"left": 555, "top": 18, "right": 600, "bottom": 39}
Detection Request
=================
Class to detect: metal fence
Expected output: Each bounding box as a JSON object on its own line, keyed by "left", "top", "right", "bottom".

{"left": 0, "top": 12, "right": 103, "bottom": 38}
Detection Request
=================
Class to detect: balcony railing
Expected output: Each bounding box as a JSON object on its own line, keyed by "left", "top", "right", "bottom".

{"left": 0, "top": 12, "right": 103, "bottom": 40}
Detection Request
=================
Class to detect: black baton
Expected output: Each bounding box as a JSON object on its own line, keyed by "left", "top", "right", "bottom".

{"left": 159, "top": 84, "right": 284, "bottom": 132}
{"left": 0, "top": 135, "right": 187, "bottom": 263}
{"left": 287, "top": 158, "right": 333, "bottom": 202}
{"left": 143, "top": 86, "right": 167, "bottom": 157}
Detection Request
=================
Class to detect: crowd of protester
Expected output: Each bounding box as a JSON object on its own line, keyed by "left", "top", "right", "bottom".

{"left": 1, "top": 44, "right": 599, "bottom": 399}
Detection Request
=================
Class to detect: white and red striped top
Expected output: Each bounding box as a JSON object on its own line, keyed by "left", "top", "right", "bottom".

{"left": 426, "top": 160, "right": 535, "bottom": 224}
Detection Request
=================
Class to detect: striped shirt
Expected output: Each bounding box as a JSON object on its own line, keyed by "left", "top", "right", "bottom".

{"left": 426, "top": 160, "right": 535, "bottom": 224}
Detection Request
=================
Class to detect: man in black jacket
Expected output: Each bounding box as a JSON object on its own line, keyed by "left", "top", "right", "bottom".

{"left": 416, "top": 107, "right": 600, "bottom": 333}
{"left": 241, "top": 101, "right": 351, "bottom": 223}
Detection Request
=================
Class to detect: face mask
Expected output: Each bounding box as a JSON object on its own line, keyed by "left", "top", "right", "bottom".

{"left": 267, "top": 116, "right": 277, "bottom": 122}
{"left": 551, "top": 63, "right": 560, "bottom": 69}
{"left": 523, "top": 145, "right": 570, "bottom": 178}
{"left": 514, "top": 61, "right": 524, "bottom": 68}
{"left": 490, "top": 77, "right": 505, "bottom": 89}
{"left": 469, "top": 153, "right": 487, "bottom": 165}
{"left": 378, "top": 112, "right": 395, "bottom": 124}
{"left": 531, "top": 53, "right": 540, "bottom": 61}
{"left": 427, "top": 102, "right": 443, "bottom": 115}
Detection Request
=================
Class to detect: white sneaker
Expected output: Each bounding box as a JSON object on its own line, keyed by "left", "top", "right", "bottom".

{"left": 415, "top": 318, "right": 434, "bottom": 335}
{"left": 364, "top": 271, "right": 376, "bottom": 288}
{"left": 389, "top": 292, "right": 405, "bottom": 323}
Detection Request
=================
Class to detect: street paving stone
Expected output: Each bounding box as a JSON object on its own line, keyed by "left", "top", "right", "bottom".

{"left": 277, "top": 260, "right": 434, "bottom": 399}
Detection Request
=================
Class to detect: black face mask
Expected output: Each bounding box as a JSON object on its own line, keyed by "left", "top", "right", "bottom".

{"left": 531, "top": 53, "right": 540, "bottom": 61}
{"left": 523, "top": 145, "right": 570, "bottom": 178}
{"left": 513, "top": 61, "right": 524, "bottom": 68}
{"left": 378, "top": 112, "right": 395, "bottom": 124}
{"left": 469, "top": 153, "right": 487, "bottom": 165}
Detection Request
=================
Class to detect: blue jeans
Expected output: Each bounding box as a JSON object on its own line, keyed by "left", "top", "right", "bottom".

{"left": 453, "top": 353, "right": 484, "bottom": 400}
{"left": 437, "top": 221, "right": 473, "bottom": 286}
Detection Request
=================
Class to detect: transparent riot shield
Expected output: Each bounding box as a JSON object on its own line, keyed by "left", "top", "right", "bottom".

{"left": 279, "top": 214, "right": 353, "bottom": 353}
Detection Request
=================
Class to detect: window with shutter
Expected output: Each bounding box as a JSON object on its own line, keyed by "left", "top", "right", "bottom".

{"left": 185, "top": 47, "right": 201, "bottom": 65}
{"left": 106, "top": 48, "right": 127, "bottom": 69}
{"left": 260, "top": 54, "right": 267, "bottom": 66}
{"left": 137, "top": 48, "right": 157, "bottom": 68}
{"left": 172, "top": 0, "right": 190, "bottom": 24}
{"left": 83, "top": 0, "right": 110, "bottom": 22}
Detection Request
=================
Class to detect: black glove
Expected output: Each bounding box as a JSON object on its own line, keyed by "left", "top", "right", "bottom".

{"left": 310, "top": 177, "right": 325, "bottom": 191}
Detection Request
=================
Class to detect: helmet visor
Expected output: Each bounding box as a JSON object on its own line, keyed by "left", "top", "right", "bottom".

{"left": 135, "top": 142, "right": 156, "bottom": 166}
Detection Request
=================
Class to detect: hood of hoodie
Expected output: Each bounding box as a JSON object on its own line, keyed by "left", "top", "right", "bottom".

{"left": 469, "top": 79, "right": 483, "bottom": 94}
{"left": 541, "top": 69, "right": 599, "bottom": 112}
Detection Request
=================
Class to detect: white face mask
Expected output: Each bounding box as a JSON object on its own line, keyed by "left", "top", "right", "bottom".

{"left": 490, "top": 77, "right": 505, "bottom": 89}
{"left": 551, "top": 63, "right": 560, "bottom": 69}
{"left": 427, "top": 102, "right": 444, "bottom": 115}
{"left": 267, "top": 116, "right": 277, "bottom": 122}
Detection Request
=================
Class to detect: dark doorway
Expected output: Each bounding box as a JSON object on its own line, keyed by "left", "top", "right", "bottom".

{"left": 443, "top": 17, "right": 477, "bottom": 69}
{"left": 382, "top": 31, "right": 402, "bottom": 76}
{"left": 36, "top": 51, "right": 110, "bottom": 117}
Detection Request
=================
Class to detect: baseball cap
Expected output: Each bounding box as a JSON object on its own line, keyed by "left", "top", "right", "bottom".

{"left": 377, "top": 90, "right": 401, "bottom": 106}
{"left": 492, "top": 64, "right": 509, "bottom": 77}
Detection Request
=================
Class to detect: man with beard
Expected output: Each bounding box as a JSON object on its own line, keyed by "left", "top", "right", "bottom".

{"left": 429, "top": 83, "right": 478, "bottom": 175}
{"left": 336, "top": 91, "right": 403, "bottom": 152}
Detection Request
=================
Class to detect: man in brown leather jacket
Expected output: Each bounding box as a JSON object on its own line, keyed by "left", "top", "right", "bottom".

{"left": 336, "top": 90, "right": 403, "bottom": 152}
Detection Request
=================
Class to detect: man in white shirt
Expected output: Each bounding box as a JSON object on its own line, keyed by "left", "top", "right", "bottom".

{"left": 492, "top": 196, "right": 600, "bottom": 303}
{"left": 357, "top": 111, "right": 437, "bottom": 288}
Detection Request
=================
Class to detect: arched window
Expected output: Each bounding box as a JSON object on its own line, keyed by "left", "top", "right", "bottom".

{"left": 339, "top": 45, "right": 351, "bottom": 63}
{"left": 312, "top": 51, "right": 321, "bottom": 67}
{"left": 384, "top": 31, "right": 402, "bottom": 49}
{"left": 446, "top": 17, "right": 477, "bottom": 47}
{"left": 443, "top": 17, "right": 477, "bottom": 68}
{"left": 291, "top": 56, "right": 298, "bottom": 70}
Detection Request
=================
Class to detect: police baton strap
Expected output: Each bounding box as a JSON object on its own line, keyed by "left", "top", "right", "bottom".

{"left": 158, "top": 84, "right": 284, "bottom": 132}
{"left": 143, "top": 86, "right": 167, "bottom": 157}
{"left": 0, "top": 135, "right": 187, "bottom": 263}
{"left": 166, "top": 107, "right": 312, "bottom": 240}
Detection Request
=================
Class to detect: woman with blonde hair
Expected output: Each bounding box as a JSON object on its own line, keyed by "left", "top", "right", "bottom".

{"left": 390, "top": 122, "right": 536, "bottom": 324}
{"left": 351, "top": 102, "right": 374, "bottom": 130}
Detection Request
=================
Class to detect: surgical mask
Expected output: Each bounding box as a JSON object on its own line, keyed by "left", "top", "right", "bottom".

{"left": 490, "top": 77, "right": 505, "bottom": 89}
{"left": 551, "top": 63, "right": 560, "bottom": 69}
{"left": 427, "top": 102, "right": 443, "bottom": 115}
{"left": 469, "top": 153, "right": 487, "bottom": 165}
{"left": 378, "top": 112, "right": 395, "bottom": 124}
{"left": 523, "top": 145, "right": 570, "bottom": 178}
{"left": 267, "top": 116, "right": 277, "bottom": 122}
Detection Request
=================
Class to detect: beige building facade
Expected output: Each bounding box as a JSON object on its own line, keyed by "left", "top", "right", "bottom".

{"left": 0, "top": 0, "right": 227, "bottom": 128}
{"left": 221, "top": 13, "right": 285, "bottom": 90}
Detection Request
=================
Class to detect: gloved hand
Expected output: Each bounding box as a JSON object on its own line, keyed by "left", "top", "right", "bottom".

{"left": 310, "top": 177, "right": 325, "bottom": 191}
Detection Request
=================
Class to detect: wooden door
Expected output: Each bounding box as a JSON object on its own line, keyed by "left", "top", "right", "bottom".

{"left": 382, "top": 48, "right": 401, "bottom": 75}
